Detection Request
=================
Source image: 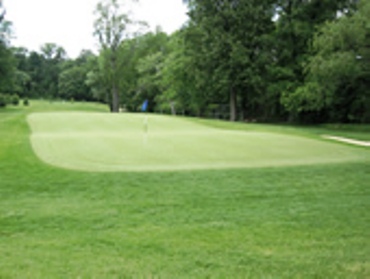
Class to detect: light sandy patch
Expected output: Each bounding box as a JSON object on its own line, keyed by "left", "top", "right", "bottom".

{"left": 322, "top": 135, "right": 370, "bottom": 147}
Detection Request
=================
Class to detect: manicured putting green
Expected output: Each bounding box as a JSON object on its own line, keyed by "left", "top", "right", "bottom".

{"left": 27, "top": 112, "right": 368, "bottom": 172}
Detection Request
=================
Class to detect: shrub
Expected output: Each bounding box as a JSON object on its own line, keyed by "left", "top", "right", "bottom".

{"left": 0, "top": 94, "right": 7, "bottom": 107}
{"left": 11, "top": 94, "right": 20, "bottom": 106}
{"left": 23, "top": 98, "right": 29, "bottom": 106}
{"left": 5, "top": 94, "right": 12, "bottom": 105}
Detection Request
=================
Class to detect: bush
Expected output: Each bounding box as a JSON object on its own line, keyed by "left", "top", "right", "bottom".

{"left": 0, "top": 94, "right": 6, "bottom": 107}
{"left": 23, "top": 98, "right": 29, "bottom": 106}
{"left": 11, "top": 94, "right": 20, "bottom": 106}
{"left": 4, "top": 94, "right": 12, "bottom": 105}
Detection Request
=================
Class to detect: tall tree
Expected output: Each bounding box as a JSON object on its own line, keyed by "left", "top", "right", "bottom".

{"left": 0, "top": 0, "right": 4, "bottom": 24}
{"left": 38, "top": 43, "right": 66, "bottom": 99}
{"left": 283, "top": 1, "right": 370, "bottom": 123}
{"left": 274, "top": 0, "right": 358, "bottom": 121}
{"left": 58, "top": 50, "right": 96, "bottom": 101}
{"left": 12, "top": 47, "right": 31, "bottom": 97}
{"left": 0, "top": 43, "right": 14, "bottom": 93}
{"left": 0, "top": 1, "right": 15, "bottom": 93}
{"left": 132, "top": 30, "right": 169, "bottom": 111}
{"left": 157, "top": 31, "right": 193, "bottom": 114}
{"left": 85, "top": 54, "right": 111, "bottom": 104}
{"left": 184, "top": 0, "right": 275, "bottom": 121}
{"left": 93, "top": 0, "right": 145, "bottom": 112}
{"left": 26, "top": 51, "right": 45, "bottom": 97}
{"left": 40, "top": 43, "right": 66, "bottom": 61}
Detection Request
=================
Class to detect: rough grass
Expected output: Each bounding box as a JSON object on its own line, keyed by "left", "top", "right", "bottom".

{"left": 0, "top": 101, "right": 370, "bottom": 278}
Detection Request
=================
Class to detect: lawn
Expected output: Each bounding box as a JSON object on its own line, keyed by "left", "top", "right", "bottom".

{"left": 28, "top": 111, "right": 368, "bottom": 172}
{"left": 1, "top": 101, "right": 369, "bottom": 278}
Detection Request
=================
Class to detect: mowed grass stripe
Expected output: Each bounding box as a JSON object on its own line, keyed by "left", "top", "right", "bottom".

{"left": 27, "top": 112, "right": 369, "bottom": 172}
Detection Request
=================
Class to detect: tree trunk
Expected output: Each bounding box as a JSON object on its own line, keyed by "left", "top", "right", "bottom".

{"left": 230, "top": 88, "right": 237, "bottom": 121}
{"left": 110, "top": 51, "right": 120, "bottom": 113}
{"left": 111, "top": 83, "right": 120, "bottom": 113}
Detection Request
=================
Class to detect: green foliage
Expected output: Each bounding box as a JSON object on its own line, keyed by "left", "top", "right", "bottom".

{"left": 40, "top": 43, "right": 66, "bottom": 99}
{"left": 0, "top": 93, "right": 19, "bottom": 107}
{"left": 25, "top": 51, "right": 45, "bottom": 97}
{"left": 271, "top": 0, "right": 358, "bottom": 122}
{"left": 0, "top": 43, "right": 15, "bottom": 93}
{"left": 285, "top": 1, "right": 370, "bottom": 123}
{"left": 40, "top": 43, "right": 66, "bottom": 61}
{"left": 85, "top": 69, "right": 109, "bottom": 103}
{"left": 0, "top": 12, "right": 12, "bottom": 44}
{"left": 10, "top": 46, "right": 99, "bottom": 102}
{"left": 0, "top": 15, "right": 15, "bottom": 92}
{"left": 136, "top": 51, "right": 164, "bottom": 110}
{"left": 10, "top": 94, "right": 19, "bottom": 105}
{"left": 93, "top": 0, "right": 146, "bottom": 112}
{"left": 17, "top": 44, "right": 67, "bottom": 99}
{"left": 185, "top": 0, "right": 282, "bottom": 120}
{"left": 0, "top": 93, "right": 6, "bottom": 107}
{"left": 23, "top": 98, "right": 29, "bottom": 106}
{"left": 156, "top": 31, "right": 196, "bottom": 115}
{"left": 94, "top": 30, "right": 172, "bottom": 112}
{"left": 58, "top": 66, "right": 91, "bottom": 101}
{"left": 3, "top": 0, "right": 368, "bottom": 124}
{"left": 13, "top": 70, "right": 31, "bottom": 96}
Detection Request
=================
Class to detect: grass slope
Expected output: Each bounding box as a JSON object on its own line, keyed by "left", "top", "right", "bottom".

{"left": 0, "top": 101, "right": 370, "bottom": 278}
{"left": 28, "top": 112, "right": 368, "bottom": 172}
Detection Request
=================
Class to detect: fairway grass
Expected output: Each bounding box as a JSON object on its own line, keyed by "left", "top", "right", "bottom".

{"left": 28, "top": 112, "right": 369, "bottom": 172}
{"left": 1, "top": 101, "right": 370, "bottom": 278}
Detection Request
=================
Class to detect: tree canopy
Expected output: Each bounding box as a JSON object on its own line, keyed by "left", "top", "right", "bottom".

{"left": 2, "top": 0, "right": 368, "bottom": 124}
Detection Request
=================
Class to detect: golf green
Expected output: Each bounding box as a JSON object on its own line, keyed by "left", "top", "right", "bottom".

{"left": 27, "top": 112, "right": 368, "bottom": 172}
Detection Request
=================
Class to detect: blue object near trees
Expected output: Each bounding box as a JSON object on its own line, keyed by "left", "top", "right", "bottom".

{"left": 141, "top": 99, "right": 148, "bottom": 112}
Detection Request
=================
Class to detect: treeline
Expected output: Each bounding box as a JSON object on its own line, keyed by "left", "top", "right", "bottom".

{"left": 1, "top": 0, "right": 369, "bottom": 123}
{"left": 181, "top": 0, "right": 369, "bottom": 123}
{"left": 0, "top": 43, "right": 97, "bottom": 102}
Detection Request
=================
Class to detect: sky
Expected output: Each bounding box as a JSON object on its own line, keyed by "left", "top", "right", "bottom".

{"left": 5, "top": 0, "right": 189, "bottom": 58}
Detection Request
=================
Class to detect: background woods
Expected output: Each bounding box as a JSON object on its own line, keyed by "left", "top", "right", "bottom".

{"left": 1, "top": 0, "right": 368, "bottom": 123}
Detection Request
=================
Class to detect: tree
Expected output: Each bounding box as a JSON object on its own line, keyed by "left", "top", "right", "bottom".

{"left": 86, "top": 64, "right": 109, "bottom": 103}
{"left": 59, "top": 66, "right": 90, "bottom": 101}
{"left": 184, "top": 0, "right": 275, "bottom": 121}
{"left": 26, "top": 51, "right": 46, "bottom": 97}
{"left": 136, "top": 52, "right": 164, "bottom": 110}
{"left": 283, "top": 1, "right": 370, "bottom": 123}
{"left": 130, "top": 30, "right": 169, "bottom": 112}
{"left": 93, "top": 0, "right": 145, "bottom": 112}
{"left": 0, "top": 1, "right": 4, "bottom": 24}
{"left": 0, "top": 19, "right": 11, "bottom": 44}
{"left": 0, "top": 43, "right": 14, "bottom": 93}
{"left": 58, "top": 50, "right": 96, "bottom": 101}
{"left": 11, "top": 47, "right": 31, "bottom": 97}
{"left": 0, "top": 0, "right": 11, "bottom": 44}
{"left": 273, "top": 0, "right": 358, "bottom": 121}
{"left": 0, "top": 1, "right": 15, "bottom": 93}
{"left": 156, "top": 30, "right": 197, "bottom": 115}
{"left": 38, "top": 43, "right": 66, "bottom": 99}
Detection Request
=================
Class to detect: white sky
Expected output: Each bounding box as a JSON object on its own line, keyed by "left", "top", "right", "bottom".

{"left": 5, "top": 0, "right": 188, "bottom": 58}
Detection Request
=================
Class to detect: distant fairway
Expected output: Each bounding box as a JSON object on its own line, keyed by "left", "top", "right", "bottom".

{"left": 28, "top": 112, "right": 368, "bottom": 172}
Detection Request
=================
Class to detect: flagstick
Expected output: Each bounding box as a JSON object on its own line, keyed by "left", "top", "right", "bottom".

{"left": 143, "top": 113, "right": 148, "bottom": 145}
{"left": 141, "top": 99, "right": 149, "bottom": 146}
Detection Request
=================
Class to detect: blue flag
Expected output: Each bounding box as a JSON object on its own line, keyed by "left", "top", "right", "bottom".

{"left": 141, "top": 99, "right": 148, "bottom": 112}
